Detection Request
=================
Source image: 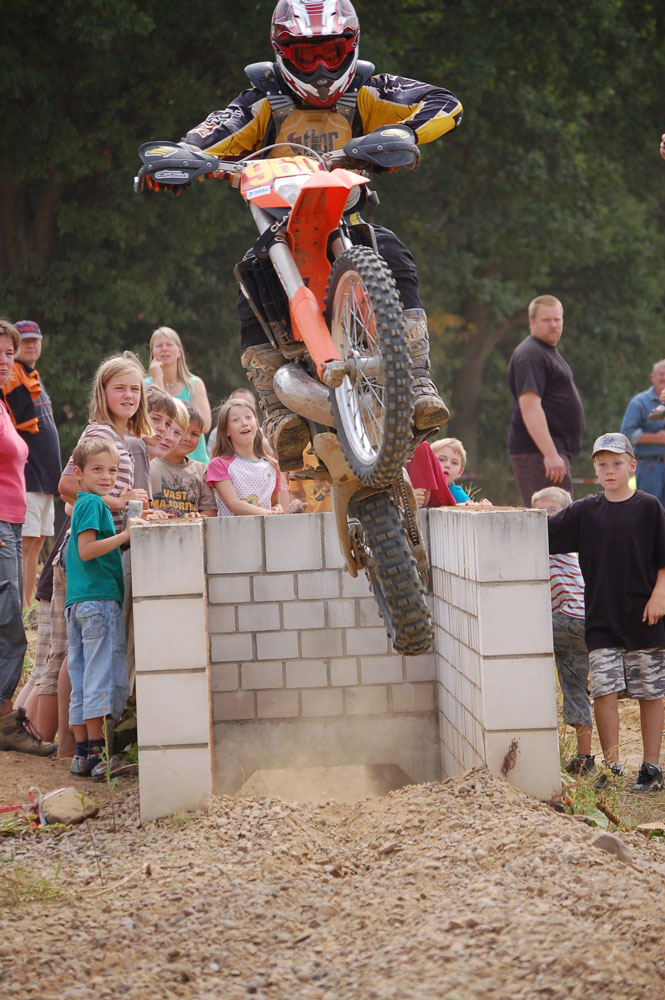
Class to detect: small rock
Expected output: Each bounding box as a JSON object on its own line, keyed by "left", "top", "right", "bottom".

{"left": 590, "top": 831, "right": 634, "bottom": 866}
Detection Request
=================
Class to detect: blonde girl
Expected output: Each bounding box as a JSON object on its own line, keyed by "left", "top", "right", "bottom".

{"left": 58, "top": 352, "right": 152, "bottom": 530}
{"left": 206, "top": 399, "right": 286, "bottom": 516}
{"left": 146, "top": 326, "right": 212, "bottom": 463}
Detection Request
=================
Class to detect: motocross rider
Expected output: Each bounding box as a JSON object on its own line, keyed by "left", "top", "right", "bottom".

{"left": 183, "top": 0, "right": 463, "bottom": 470}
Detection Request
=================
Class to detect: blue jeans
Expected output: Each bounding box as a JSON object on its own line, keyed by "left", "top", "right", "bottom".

{"left": 552, "top": 610, "right": 592, "bottom": 727}
{"left": 635, "top": 457, "right": 665, "bottom": 507}
{"left": 0, "top": 521, "right": 26, "bottom": 701}
{"left": 65, "top": 600, "right": 129, "bottom": 724}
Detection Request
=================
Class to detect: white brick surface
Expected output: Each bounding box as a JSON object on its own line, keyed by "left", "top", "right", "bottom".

{"left": 391, "top": 682, "right": 435, "bottom": 713}
{"left": 473, "top": 508, "right": 549, "bottom": 583}
{"left": 285, "top": 660, "right": 328, "bottom": 688}
{"left": 481, "top": 656, "right": 558, "bottom": 731}
{"left": 405, "top": 653, "right": 437, "bottom": 682}
{"left": 301, "top": 628, "right": 344, "bottom": 658}
{"left": 134, "top": 597, "right": 207, "bottom": 671}
{"left": 358, "top": 598, "right": 384, "bottom": 628}
{"left": 207, "top": 605, "right": 237, "bottom": 633}
{"left": 238, "top": 603, "right": 281, "bottom": 632}
{"left": 210, "top": 663, "right": 239, "bottom": 692}
{"left": 265, "top": 514, "right": 322, "bottom": 572}
{"left": 206, "top": 516, "right": 264, "bottom": 574}
{"left": 484, "top": 730, "right": 561, "bottom": 800}
{"left": 341, "top": 573, "right": 373, "bottom": 598}
{"left": 256, "top": 630, "right": 299, "bottom": 660}
{"left": 327, "top": 599, "right": 356, "bottom": 628}
{"left": 330, "top": 658, "right": 358, "bottom": 686}
{"left": 301, "top": 688, "right": 344, "bottom": 717}
{"left": 256, "top": 689, "right": 299, "bottom": 718}
{"left": 208, "top": 575, "right": 251, "bottom": 604}
{"left": 322, "top": 511, "right": 346, "bottom": 569}
{"left": 214, "top": 690, "right": 255, "bottom": 721}
{"left": 345, "top": 686, "right": 388, "bottom": 715}
{"left": 139, "top": 746, "right": 211, "bottom": 821}
{"left": 136, "top": 672, "right": 209, "bottom": 747}
{"left": 477, "top": 583, "right": 554, "bottom": 657}
{"left": 297, "top": 570, "right": 340, "bottom": 599}
{"left": 210, "top": 632, "right": 253, "bottom": 663}
{"left": 241, "top": 661, "right": 283, "bottom": 689}
{"left": 253, "top": 573, "right": 296, "bottom": 602}
{"left": 346, "top": 627, "right": 390, "bottom": 656}
{"left": 131, "top": 522, "right": 205, "bottom": 597}
{"left": 359, "top": 655, "right": 404, "bottom": 685}
{"left": 282, "top": 600, "right": 326, "bottom": 630}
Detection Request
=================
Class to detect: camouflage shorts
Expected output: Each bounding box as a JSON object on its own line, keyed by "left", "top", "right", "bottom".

{"left": 588, "top": 646, "right": 665, "bottom": 700}
{"left": 551, "top": 611, "right": 592, "bottom": 726}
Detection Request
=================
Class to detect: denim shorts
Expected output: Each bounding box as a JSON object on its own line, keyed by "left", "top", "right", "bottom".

{"left": 552, "top": 610, "right": 592, "bottom": 727}
{"left": 588, "top": 646, "right": 665, "bottom": 700}
{"left": 65, "top": 599, "right": 129, "bottom": 724}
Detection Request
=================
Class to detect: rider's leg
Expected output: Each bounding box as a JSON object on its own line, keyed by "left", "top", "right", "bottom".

{"left": 372, "top": 226, "right": 449, "bottom": 431}
{"left": 239, "top": 296, "right": 310, "bottom": 471}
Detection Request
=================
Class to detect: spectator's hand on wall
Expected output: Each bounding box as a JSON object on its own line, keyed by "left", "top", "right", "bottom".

{"left": 288, "top": 498, "right": 307, "bottom": 513}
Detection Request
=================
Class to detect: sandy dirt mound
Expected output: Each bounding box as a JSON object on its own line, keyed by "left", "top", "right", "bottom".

{"left": 2, "top": 767, "right": 665, "bottom": 1000}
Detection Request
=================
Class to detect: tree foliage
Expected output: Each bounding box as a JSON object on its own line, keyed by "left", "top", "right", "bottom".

{"left": 2, "top": 0, "right": 665, "bottom": 492}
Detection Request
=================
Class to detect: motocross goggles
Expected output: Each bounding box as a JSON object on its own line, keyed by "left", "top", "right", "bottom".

{"left": 278, "top": 35, "right": 355, "bottom": 71}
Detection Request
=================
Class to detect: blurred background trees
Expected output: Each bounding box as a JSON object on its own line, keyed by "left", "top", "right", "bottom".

{"left": 2, "top": 0, "right": 665, "bottom": 499}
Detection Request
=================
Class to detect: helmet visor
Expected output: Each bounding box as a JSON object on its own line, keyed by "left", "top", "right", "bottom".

{"left": 283, "top": 36, "right": 355, "bottom": 72}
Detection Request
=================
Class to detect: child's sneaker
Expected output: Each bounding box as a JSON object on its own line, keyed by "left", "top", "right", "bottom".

{"left": 564, "top": 754, "right": 595, "bottom": 775}
{"left": 633, "top": 763, "right": 664, "bottom": 792}
{"left": 90, "top": 755, "right": 125, "bottom": 783}
{"left": 594, "top": 761, "right": 623, "bottom": 789}
{"left": 70, "top": 755, "right": 100, "bottom": 777}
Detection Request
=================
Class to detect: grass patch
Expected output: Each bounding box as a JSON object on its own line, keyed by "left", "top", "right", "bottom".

{"left": 0, "top": 861, "right": 68, "bottom": 908}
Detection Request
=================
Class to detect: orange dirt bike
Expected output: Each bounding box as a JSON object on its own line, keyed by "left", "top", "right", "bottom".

{"left": 135, "top": 128, "right": 434, "bottom": 655}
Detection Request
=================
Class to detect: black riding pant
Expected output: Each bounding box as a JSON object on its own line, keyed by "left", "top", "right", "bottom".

{"left": 238, "top": 224, "right": 422, "bottom": 350}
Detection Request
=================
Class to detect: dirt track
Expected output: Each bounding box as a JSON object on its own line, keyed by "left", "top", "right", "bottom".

{"left": 2, "top": 763, "right": 665, "bottom": 1000}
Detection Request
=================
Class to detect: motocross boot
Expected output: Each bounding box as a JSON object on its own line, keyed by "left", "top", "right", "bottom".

{"left": 240, "top": 344, "right": 310, "bottom": 471}
{"left": 404, "top": 308, "right": 450, "bottom": 431}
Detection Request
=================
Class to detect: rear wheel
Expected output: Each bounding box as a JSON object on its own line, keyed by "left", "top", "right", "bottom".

{"left": 352, "top": 490, "right": 434, "bottom": 656}
{"left": 326, "top": 247, "right": 413, "bottom": 487}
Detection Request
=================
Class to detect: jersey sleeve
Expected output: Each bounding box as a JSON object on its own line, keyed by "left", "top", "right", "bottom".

{"left": 72, "top": 494, "right": 107, "bottom": 537}
{"left": 547, "top": 502, "right": 582, "bottom": 556}
{"left": 357, "top": 73, "right": 462, "bottom": 144}
{"left": 207, "top": 455, "right": 234, "bottom": 485}
{"left": 183, "top": 89, "right": 273, "bottom": 158}
{"left": 510, "top": 356, "right": 547, "bottom": 399}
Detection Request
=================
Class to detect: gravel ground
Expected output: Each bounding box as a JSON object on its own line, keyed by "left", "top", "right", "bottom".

{"left": 2, "top": 766, "right": 665, "bottom": 1000}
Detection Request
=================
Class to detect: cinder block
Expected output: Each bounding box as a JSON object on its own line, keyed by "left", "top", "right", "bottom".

{"left": 139, "top": 746, "right": 211, "bottom": 822}
{"left": 297, "top": 570, "right": 340, "bottom": 599}
{"left": 210, "top": 632, "right": 253, "bottom": 663}
{"left": 474, "top": 509, "right": 550, "bottom": 583}
{"left": 253, "top": 573, "right": 296, "bottom": 602}
{"left": 238, "top": 603, "right": 281, "bottom": 632}
{"left": 358, "top": 598, "right": 384, "bottom": 628}
{"left": 345, "top": 686, "right": 388, "bottom": 715}
{"left": 477, "top": 582, "right": 553, "bottom": 657}
{"left": 241, "top": 661, "right": 284, "bottom": 689}
{"left": 301, "top": 628, "right": 344, "bottom": 658}
{"left": 330, "top": 658, "right": 358, "bottom": 686}
{"left": 327, "top": 599, "right": 356, "bottom": 628}
{"left": 256, "top": 689, "right": 299, "bottom": 718}
{"left": 285, "top": 659, "right": 328, "bottom": 688}
{"left": 134, "top": 597, "right": 206, "bottom": 671}
{"left": 322, "top": 512, "right": 345, "bottom": 569}
{"left": 206, "top": 517, "right": 264, "bottom": 574}
{"left": 256, "top": 630, "right": 299, "bottom": 660}
{"left": 346, "top": 627, "right": 389, "bottom": 656}
{"left": 391, "top": 682, "right": 436, "bottom": 714}
{"left": 208, "top": 575, "right": 251, "bottom": 604}
{"left": 359, "top": 655, "right": 404, "bottom": 685}
{"left": 213, "top": 690, "right": 256, "bottom": 721}
{"left": 405, "top": 653, "right": 437, "bottom": 682}
{"left": 282, "top": 600, "right": 326, "bottom": 630}
{"left": 207, "top": 605, "right": 237, "bottom": 633}
{"left": 131, "top": 522, "right": 204, "bottom": 597}
{"left": 301, "top": 688, "right": 344, "bottom": 717}
{"left": 481, "top": 656, "right": 558, "bottom": 730}
{"left": 484, "top": 730, "right": 562, "bottom": 801}
{"left": 136, "top": 672, "right": 209, "bottom": 746}
{"left": 210, "top": 663, "right": 239, "bottom": 692}
{"left": 265, "top": 514, "right": 322, "bottom": 572}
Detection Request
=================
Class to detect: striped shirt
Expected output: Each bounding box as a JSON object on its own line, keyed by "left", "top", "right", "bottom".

{"left": 549, "top": 552, "right": 585, "bottom": 619}
{"left": 64, "top": 423, "right": 134, "bottom": 532}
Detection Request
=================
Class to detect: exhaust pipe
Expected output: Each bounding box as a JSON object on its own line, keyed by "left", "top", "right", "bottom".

{"left": 273, "top": 364, "right": 335, "bottom": 426}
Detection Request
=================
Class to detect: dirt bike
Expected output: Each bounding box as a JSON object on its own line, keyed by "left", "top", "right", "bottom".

{"left": 135, "top": 127, "right": 435, "bottom": 655}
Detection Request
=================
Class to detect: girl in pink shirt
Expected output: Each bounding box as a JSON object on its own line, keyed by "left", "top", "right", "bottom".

{"left": 207, "top": 399, "right": 285, "bottom": 516}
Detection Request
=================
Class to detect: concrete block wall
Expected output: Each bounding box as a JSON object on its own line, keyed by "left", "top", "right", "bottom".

{"left": 429, "top": 506, "right": 561, "bottom": 800}
{"left": 132, "top": 507, "right": 562, "bottom": 820}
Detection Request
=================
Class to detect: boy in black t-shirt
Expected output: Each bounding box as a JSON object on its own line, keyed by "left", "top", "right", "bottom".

{"left": 548, "top": 433, "right": 665, "bottom": 792}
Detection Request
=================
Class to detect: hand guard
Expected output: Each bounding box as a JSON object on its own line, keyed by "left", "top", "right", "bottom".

{"left": 343, "top": 126, "right": 420, "bottom": 173}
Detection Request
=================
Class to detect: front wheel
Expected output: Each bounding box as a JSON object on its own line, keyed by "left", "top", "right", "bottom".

{"left": 326, "top": 247, "right": 413, "bottom": 487}
{"left": 352, "top": 490, "right": 434, "bottom": 656}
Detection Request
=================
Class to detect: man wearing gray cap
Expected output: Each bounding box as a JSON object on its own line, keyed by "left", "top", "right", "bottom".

{"left": 620, "top": 359, "right": 665, "bottom": 506}
{"left": 547, "top": 432, "right": 665, "bottom": 793}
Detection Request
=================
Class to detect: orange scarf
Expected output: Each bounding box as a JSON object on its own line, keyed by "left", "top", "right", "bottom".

{"left": 0, "top": 361, "right": 41, "bottom": 434}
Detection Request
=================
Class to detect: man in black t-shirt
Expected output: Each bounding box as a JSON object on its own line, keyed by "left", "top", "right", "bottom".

{"left": 548, "top": 432, "right": 665, "bottom": 792}
{"left": 507, "top": 295, "right": 584, "bottom": 506}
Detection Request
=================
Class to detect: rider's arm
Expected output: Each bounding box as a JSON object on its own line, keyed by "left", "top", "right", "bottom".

{"left": 357, "top": 74, "right": 463, "bottom": 145}
{"left": 182, "top": 89, "right": 271, "bottom": 158}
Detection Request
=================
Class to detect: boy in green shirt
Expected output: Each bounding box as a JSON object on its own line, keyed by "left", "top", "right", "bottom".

{"left": 65, "top": 438, "right": 144, "bottom": 778}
